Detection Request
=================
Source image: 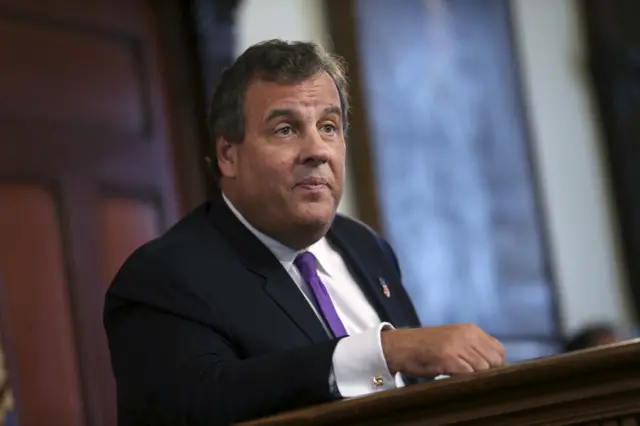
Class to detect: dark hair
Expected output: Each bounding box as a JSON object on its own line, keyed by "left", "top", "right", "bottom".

{"left": 206, "top": 39, "right": 350, "bottom": 183}
{"left": 564, "top": 324, "right": 615, "bottom": 352}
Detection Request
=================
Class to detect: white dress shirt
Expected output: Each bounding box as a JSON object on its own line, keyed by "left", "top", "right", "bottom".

{"left": 222, "top": 194, "right": 404, "bottom": 397}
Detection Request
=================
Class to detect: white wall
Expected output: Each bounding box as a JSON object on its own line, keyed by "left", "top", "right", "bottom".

{"left": 235, "top": 0, "right": 634, "bottom": 334}
{"left": 511, "top": 0, "right": 633, "bottom": 334}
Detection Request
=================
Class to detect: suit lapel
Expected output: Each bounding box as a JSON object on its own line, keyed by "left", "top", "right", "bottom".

{"left": 261, "top": 273, "right": 330, "bottom": 343}
{"left": 327, "top": 227, "right": 396, "bottom": 324}
{"left": 208, "top": 192, "right": 329, "bottom": 343}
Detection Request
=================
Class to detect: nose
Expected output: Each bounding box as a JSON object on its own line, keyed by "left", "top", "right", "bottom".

{"left": 300, "top": 129, "right": 331, "bottom": 167}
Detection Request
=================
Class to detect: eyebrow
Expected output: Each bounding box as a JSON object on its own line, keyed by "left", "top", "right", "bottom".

{"left": 321, "top": 106, "right": 342, "bottom": 118}
{"left": 264, "top": 105, "right": 342, "bottom": 123}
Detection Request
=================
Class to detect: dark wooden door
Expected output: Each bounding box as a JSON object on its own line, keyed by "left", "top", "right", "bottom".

{"left": 0, "top": 1, "right": 188, "bottom": 425}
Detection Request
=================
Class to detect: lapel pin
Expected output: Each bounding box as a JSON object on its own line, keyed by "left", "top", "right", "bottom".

{"left": 378, "top": 277, "right": 391, "bottom": 298}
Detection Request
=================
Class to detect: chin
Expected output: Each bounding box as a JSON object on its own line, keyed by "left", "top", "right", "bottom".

{"left": 282, "top": 202, "right": 336, "bottom": 249}
{"left": 293, "top": 202, "right": 336, "bottom": 226}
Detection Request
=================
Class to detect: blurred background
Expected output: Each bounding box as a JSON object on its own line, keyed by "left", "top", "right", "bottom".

{"left": 1, "top": 0, "right": 639, "bottom": 425}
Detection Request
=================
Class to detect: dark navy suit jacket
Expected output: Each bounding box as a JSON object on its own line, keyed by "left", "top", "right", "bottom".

{"left": 104, "top": 191, "right": 420, "bottom": 425}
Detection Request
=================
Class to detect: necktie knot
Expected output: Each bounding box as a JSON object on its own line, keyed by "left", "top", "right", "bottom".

{"left": 294, "top": 251, "right": 317, "bottom": 277}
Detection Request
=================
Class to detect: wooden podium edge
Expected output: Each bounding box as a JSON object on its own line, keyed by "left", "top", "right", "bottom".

{"left": 239, "top": 339, "right": 640, "bottom": 425}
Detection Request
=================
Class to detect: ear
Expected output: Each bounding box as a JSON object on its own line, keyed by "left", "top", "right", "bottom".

{"left": 216, "top": 137, "right": 238, "bottom": 179}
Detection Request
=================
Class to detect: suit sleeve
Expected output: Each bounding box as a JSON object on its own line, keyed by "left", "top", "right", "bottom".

{"left": 104, "top": 261, "right": 339, "bottom": 426}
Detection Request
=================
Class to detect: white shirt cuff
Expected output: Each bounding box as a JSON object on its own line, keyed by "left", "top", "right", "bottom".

{"left": 331, "top": 322, "right": 405, "bottom": 397}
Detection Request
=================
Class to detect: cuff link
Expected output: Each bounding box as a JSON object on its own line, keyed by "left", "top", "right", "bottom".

{"left": 372, "top": 375, "right": 385, "bottom": 387}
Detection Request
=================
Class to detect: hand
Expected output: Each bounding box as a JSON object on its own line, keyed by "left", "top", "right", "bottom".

{"left": 381, "top": 324, "right": 505, "bottom": 377}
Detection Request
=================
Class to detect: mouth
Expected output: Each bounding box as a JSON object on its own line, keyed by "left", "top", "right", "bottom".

{"left": 295, "top": 177, "right": 330, "bottom": 190}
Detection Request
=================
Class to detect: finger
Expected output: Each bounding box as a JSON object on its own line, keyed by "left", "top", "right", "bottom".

{"left": 477, "top": 338, "right": 505, "bottom": 368}
{"left": 460, "top": 349, "right": 491, "bottom": 372}
{"left": 489, "top": 335, "right": 506, "bottom": 357}
{"left": 488, "top": 336, "right": 506, "bottom": 364}
{"left": 473, "top": 346, "right": 496, "bottom": 369}
{"left": 488, "top": 348, "right": 505, "bottom": 368}
{"left": 446, "top": 357, "right": 475, "bottom": 375}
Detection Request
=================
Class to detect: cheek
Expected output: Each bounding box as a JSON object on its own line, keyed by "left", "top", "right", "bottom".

{"left": 242, "top": 148, "right": 295, "bottom": 187}
{"left": 331, "top": 149, "right": 347, "bottom": 180}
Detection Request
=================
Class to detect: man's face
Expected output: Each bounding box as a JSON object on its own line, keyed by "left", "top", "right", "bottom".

{"left": 218, "top": 72, "right": 346, "bottom": 248}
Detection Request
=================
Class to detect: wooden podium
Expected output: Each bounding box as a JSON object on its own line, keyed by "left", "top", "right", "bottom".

{"left": 240, "top": 339, "right": 640, "bottom": 425}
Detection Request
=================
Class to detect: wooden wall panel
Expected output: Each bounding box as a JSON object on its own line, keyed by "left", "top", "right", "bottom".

{"left": 0, "top": 183, "right": 84, "bottom": 426}
{"left": 0, "top": 0, "right": 233, "bottom": 424}
{"left": 0, "top": 1, "right": 190, "bottom": 425}
{"left": 0, "top": 1, "right": 142, "bottom": 33}
{"left": 0, "top": 18, "right": 145, "bottom": 131}
{"left": 99, "top": 197, "right": 161, "bottom": 284}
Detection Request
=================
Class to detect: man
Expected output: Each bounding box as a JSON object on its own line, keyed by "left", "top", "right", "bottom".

{"left": 104, "top": 40, "right": 505, "bottom": 426}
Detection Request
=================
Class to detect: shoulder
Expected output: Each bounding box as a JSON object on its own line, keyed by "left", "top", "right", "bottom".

{"left": 124, "top": 202, "right": 224, "bottom": 270}
{"left": 330, "top": 213, "right": 403, "bottom": 277}
{"left": 332, "top": 213, "right": 377, "bottom": 238}
{"left": 106, "top": 202, "right": 236, "bottom": 301}
{"left": 104, "top": 201, "right": 249, "bottom": 334}
{"left": 331, "top": 213, "right": 393, "bottom": 251}
{"left": 103, "top": 202, "right": 241, "bottom": 342}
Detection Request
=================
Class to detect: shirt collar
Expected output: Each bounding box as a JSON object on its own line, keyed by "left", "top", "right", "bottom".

{"left": 221, "top": 192, "right": 333, "bottom": 277}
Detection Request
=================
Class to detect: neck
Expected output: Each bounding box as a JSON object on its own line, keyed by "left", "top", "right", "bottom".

{"left": 220, "top": 188, "right": 330, "bottom": 250}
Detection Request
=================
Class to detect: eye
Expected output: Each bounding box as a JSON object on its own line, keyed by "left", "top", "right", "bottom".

{"left": 320, "top": 123, "right": 337, "bottom": 134}
{"left": 274, "top": 126, "right": 294, "bottom": 136}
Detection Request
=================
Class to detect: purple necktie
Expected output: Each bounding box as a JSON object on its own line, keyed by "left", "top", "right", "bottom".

{"left": 294, "top": 252, "right": 348, "bottom": 338}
